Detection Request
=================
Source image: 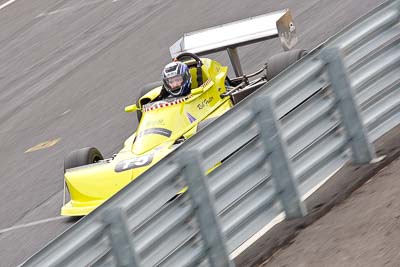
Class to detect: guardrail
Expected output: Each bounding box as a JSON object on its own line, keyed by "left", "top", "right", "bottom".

{"left": 23, "top": 0, "right": 399, "bottom": 266}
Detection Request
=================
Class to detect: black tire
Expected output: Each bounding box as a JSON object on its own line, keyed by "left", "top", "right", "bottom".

{"left": 136, "top": 81, "right": 163, "bottom": 122}
{"left": 64, "top": 147, "right": 104, "bottom": 172}
{"left": 266, "top": 49, "right": 307, "bottom": 80}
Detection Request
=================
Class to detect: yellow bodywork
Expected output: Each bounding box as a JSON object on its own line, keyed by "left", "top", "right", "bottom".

{"left": 61, "top": 58, "right": 233, "bottom": 216}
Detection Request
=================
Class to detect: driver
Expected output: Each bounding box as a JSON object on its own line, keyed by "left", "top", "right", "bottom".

{"left": 161, "top": 61, "right": 192, "bottom": 98}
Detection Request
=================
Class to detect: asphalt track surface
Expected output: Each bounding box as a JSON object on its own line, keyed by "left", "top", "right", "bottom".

{"left": 0, "top": 0, "right": 385, "bottom": 265}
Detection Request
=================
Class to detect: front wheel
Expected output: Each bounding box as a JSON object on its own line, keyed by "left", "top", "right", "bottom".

{"left": 266, "top": 49, "right": 307, "bottom": 80}
{"left": 64, "top": 147, "right": 104, "bottom": 172}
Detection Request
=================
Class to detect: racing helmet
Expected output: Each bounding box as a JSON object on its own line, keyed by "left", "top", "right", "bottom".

{"left": 162, "top": 61, "right": 192, "bottom": 97}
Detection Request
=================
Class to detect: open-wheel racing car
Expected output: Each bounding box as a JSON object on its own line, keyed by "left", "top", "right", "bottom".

{"left": 61, "top": 9, "right": 305, "bottom": 216}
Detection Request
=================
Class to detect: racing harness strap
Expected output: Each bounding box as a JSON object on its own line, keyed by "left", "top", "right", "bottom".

{"left": 196, "top": 61, "right": 203, "bottom": 87}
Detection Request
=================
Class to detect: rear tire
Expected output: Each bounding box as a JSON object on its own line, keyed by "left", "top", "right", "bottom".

{"left": 64, "top": 147, "right": 104, "bottom": 172}
{"left": 266, "top": 49, "right": 307, "bottom": 80}
{"left": 136, "top": 81, "right": 163, "bottom": 122}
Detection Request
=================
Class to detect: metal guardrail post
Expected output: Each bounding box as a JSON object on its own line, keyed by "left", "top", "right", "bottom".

{"left": 178, "top": 152, "right": 234, "bottom": 267}
{"left": 321, "top": 47, "right": 377, "bottom": 164}
{"left": 254, "top": 96, "right": 307, "bottom": 219}
{"left": 103, "top": 208, "right": 141, "bottom": 267}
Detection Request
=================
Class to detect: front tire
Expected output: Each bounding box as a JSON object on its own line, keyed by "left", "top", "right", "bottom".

{"left": 64, "top": 147, "right": 104, "bottom": 172}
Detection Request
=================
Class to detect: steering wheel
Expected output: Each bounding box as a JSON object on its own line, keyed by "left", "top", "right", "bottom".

{"left": 175, "top": 52, "right": 203, "bottom": 86}
{"left": 176, "top": 52, "right": 202, "bottom": 66}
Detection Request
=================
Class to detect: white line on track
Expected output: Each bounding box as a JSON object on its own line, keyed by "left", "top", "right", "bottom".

{"left": 0, "top": 0, "right": 17, "bottom": 10}
{"left": 0, "top": 216, "right": 66, "bottom": 234}
{"left": 36, "top": 0, "right": 120, "bottom": 18}
{"left": 230, "top": 165, "right": 345, "bottom": 259}
{"left": 60, "top": 109, "right": 71, "bottom": 116}
{"left": 301, "top": 165, "right": 343, "bottom": 201}
{"left": 230, "top": 212, "right": 286, "bottom": 259}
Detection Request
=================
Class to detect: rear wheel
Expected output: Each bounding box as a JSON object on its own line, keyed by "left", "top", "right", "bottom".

{"left": 136, "top": 81, "right": 163, "bottom": 122}
{"left": 64, "top": 147, "right": 103, "bottom": 172}
{"left": 266, "top": 49, "right": 307, "bottom": 80}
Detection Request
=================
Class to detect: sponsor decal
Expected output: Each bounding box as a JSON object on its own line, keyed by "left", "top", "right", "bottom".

{"left": 138, "top": 127, "right": 172, "bottom": 138}
{"left": 201, "top": 79, "right": 212, "bottom": 88}
{"left": 197, "top": 96, "right": 214, "bottom": 110}
{"left": 186, "top": 112, "right": 197, "bottom": 123}
{"left": 289, "top": 22, "right": 295, "bottom": 32}
{"left": 145, "top": 119, "right": 165, "bottom": 128}
{"left": 115, "top": 154, "right": 153, "bottom": 172}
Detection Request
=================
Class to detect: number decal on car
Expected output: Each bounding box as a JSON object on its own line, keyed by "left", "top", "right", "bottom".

{"left": 115, "top": 154, "right": 153, "bottom": 172}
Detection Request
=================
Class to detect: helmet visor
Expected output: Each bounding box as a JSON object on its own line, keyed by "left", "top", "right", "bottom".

{"left": 167, "top": 75, "right": 184, "bottom": 90}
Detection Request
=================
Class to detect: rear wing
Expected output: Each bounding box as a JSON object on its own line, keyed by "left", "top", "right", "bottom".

{"left": 170, "top": 9, "right": 297, "bottom": 77}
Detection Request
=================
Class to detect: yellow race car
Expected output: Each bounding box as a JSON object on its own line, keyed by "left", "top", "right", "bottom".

{"left": 61, "top": 51, "right": 304, "bottom": 216}
{"left": 61, "top": 9, "right": 304, "bottom": 216}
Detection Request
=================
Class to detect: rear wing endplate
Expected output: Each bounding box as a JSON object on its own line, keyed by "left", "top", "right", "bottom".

{"left": 170, "top": 9, "right": 297, "bottom": 76}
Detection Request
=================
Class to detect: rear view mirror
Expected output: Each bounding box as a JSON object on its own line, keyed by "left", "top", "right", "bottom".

{"left": 124, "top": 104, "right": 138, "bottom": 113}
